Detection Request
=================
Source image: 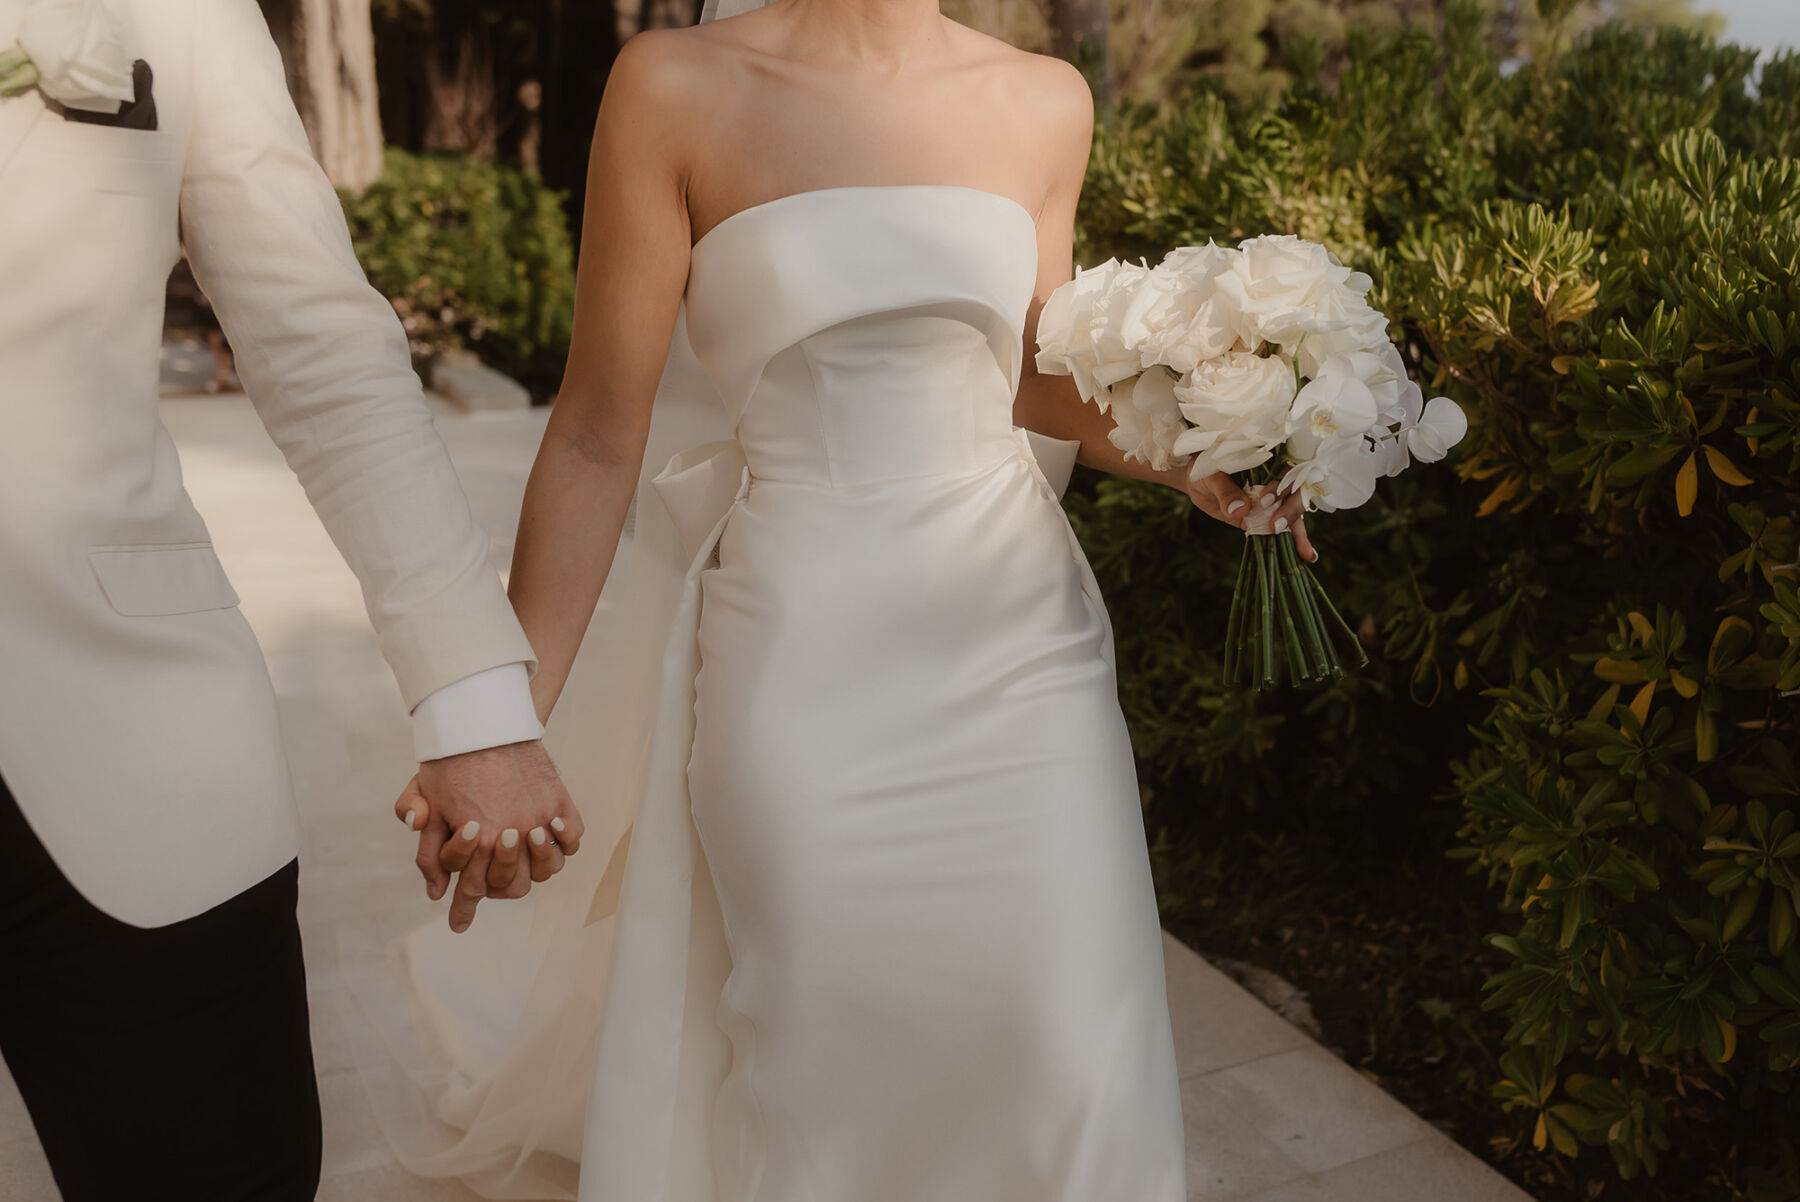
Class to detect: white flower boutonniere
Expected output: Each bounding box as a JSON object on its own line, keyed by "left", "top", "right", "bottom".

{"left": 0, "top": 0, "right": 135, "bottom": 113}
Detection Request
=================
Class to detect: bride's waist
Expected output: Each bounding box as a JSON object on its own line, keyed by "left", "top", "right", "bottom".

{"left": 736, "top": 429, "right": 1032, "bottom": 490}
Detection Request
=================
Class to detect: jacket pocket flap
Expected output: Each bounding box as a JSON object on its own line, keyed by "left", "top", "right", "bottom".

{"left": 89, "top": 543, "right": 240, "bottom": 616}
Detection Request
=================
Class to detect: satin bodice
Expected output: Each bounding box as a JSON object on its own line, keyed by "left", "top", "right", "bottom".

{"left": 682, "top": 185, "right": 1039, "bottom": 487}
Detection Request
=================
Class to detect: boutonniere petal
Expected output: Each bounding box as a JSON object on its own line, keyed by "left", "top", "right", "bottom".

{"left": 2, "top": 0, "right": 136, "bottom": 113}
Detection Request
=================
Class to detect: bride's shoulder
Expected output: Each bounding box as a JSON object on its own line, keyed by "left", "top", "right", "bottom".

{"left": 607, "top": 25, "right": 731, "bottom": 93}
{"left": 946, "top": 25, "right": 1094, "bottom": 134}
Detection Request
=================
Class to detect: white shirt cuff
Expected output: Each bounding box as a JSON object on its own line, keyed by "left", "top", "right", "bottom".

{"left": 411, "top": 661, "right": 545, "bottom": 762}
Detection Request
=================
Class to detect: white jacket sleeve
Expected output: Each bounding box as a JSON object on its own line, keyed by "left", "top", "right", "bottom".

{"left": 178, "top": 0, "right": 540, "bottom": 713}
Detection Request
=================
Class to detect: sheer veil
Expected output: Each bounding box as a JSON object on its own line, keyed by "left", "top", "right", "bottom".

{"left": 336, "top": 4, "right": 778, "bottom": 1197}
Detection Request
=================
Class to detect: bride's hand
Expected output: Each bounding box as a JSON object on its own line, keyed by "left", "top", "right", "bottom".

{"left": 1183, "top": 472, "right": 1319, "bottom": 564}
{"left": 393, "top": 770, "right": 570, "bottom": 925}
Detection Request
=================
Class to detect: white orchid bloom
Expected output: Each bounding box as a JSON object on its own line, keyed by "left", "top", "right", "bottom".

{"left": 1279, "top": 435, "right": 1383, "bottom": 512}
{"left": 1400, "top": 396, "right": 1468, "bottom": 463}
{"left": 1286, "top": 355, "right": 1380, "bottom": 460}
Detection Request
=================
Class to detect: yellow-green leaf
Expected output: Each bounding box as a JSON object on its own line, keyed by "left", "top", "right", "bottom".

{"left": 1717, "top": 1014, "right": 1737, "bottom": 1063}
{"left": 1671, "top": 669, "right": 1699, "bottom": 698}
{"left": 1627, "top": 611, "right": 1657, "bottom": 644}
{"left": 1675, "top": 451, "right": 1698, "bottom": 516}
{"left": 1587, "top": 683, "right": 1622, "bottom": 722}
{"left": 1703, "top": 445, "right": 1752, "bottom": 486}
{"left": 1629, "top": 680, "right": 1656, "bottom": 725}
{"left": 1696, "top": 708, "right": 1719, "bottom": 762}
{"left": 1596, "top": 657, "right": 1646, "bottom": 683}
{"left": 1771, "top": 895, "right": 1796, "bottom": 956}
{"left": 1724, "top": 879, "right": 1763, "bottom": 942}
{"left": 1476, "top": 473, "right": 1523, "bottom": 518}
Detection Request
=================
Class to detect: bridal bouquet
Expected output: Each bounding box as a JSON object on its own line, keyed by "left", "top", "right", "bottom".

{"left": 1035, "top": 235, "right": 1467, "bottom": 688}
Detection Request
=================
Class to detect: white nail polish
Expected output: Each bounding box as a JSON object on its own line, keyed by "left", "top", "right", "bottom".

{"left": 551, "top": 817, "right": 566, "bottom": 834}
{"left": 1227, "top": 499, "right": 1246, "bottom": 515}
{"left": 1260, "top": 493, "right": 1277, "bottom": 509}
{"left": 502, "top": 828, "right": 519, "bottom": 850}
{"left": 460, "top": 820, "right": 480, "bottom": 841}
{"left": 406, "top": 809, "right": 418, "bottom": 831}
{"left": 530, "top": 827, "right": 547, "bottom": 847}
{"left": 1275, "top": 516, "right": 1289, "bottom": 533}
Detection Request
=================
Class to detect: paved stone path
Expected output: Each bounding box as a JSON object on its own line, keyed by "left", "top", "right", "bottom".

{"left": 0, "top": 396, "right": 1533, "bottom": 1202}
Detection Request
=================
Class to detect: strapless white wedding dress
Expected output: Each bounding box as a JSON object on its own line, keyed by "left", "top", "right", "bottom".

{"left": 341, "top": 184, "right": 1186, "bottom": 1202}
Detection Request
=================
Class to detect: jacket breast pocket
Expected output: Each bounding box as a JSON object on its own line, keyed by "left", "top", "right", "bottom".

{"left": 88, "top": 542, "right": 241, "bottom": 617}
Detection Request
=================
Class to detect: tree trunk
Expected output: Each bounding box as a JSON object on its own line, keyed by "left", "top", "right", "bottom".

{"left": 422, "top": 25, "right": 498, "bottom": 158}
{"left": 257, "top": 0, "right": 385, "bottom": 192}
{"left": 1049, "top": 0, "right": 1112, "bottom": 105}
{"left": 616, "top": 0, "right": 703, "bottom": 42}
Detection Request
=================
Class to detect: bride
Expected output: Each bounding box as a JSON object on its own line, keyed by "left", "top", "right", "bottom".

{"left": 343, "top": 0, "right": 1318, "bottom": 1197}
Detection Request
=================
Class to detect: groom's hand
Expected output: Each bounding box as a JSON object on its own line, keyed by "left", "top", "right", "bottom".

{"left": 403, "top": 740, "right": 584, "bottom": 932}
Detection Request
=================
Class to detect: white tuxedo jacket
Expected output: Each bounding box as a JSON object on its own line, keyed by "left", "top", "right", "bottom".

{"left": 0, "top": 0, "right": 538, "bottom": 927}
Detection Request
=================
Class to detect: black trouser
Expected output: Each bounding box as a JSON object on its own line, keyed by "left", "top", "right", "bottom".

{"left": 0, "top": 775, "right": 322, "bottom": 1201}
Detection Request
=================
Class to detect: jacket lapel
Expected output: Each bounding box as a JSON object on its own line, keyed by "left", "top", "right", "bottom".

{"left": 0, "top": 1, "right": 44, "bottom": 176}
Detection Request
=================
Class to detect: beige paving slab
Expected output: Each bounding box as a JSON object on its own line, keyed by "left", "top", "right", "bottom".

{"left": 1161, "top": 930, "right": 1534, "bottom": 1200}
{"left": 1180, "top": 1072, "right": 1310, "bottom": 1199}
{"left": 1163, "top": 931, "right": 1314, "bottom": 1077}
{"left": 317, "top": 1162, "right": 486, "bottom": 1202}
{"left": 0, "top": 1136, "right": 57, "bottom": 1202}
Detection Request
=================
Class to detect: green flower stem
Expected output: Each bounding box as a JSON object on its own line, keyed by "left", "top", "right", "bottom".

{"left": 1255, "top": 530, "right": 1276, "bottom": 689}
{"left": 1305, "top": 558, "right": 1369, "bottom": 669}
{"left": 0, "top": 48, "right": 37, "bottom": 98}
{"left": 1280, "top": 534, "right": 1336, "bottom": 679}
{"left": 1223, "top": 535, "right": 1252, "bottom": 685}
{"left": 1222, "top": 519, "right": 1366, "bottom": 689}
{"left": 1268, "top": 537, "right": 1308, "bottom": 683}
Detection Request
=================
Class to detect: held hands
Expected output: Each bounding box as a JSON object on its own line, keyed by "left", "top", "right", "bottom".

{"left": 1184, "top": 472, "right": 1319, "bottom": 564}
{"left": 393, "top": 739, "right": 584, "bottom": 933}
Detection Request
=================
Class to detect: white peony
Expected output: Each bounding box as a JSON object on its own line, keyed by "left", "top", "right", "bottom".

{"left": 1171, "top": 350, "right": 1296, "bottom": 478}
{"left": 1103, "top": 369, "right": 1189, "bottom": 472}
{"left": 1285, "top": 354, "right": 1381, "bottom": 461}
{"left": 14, "top": 0, "right": 136, "bottom": 113}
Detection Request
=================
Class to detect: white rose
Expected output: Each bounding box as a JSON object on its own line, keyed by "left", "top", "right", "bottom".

{"left": 1034, "top": 258, "right": 1151, "bottom": 404}
{"left": 1088, "top": 259, "right": 1158, "bottom": 391}
{"left": 1230, "top": 235, "right": 1383, "bottom": 361}
{"left": 1170, "top": 350, "right": 1295, "bottom": 478}
{"left": 16, "top": 0, "right": 135, "bottom": 113}
{"left": 1286, "top": 354, "right": 1381, "bottom": 460}
{"left": 1103, "top": 369, "right": 1189, "bottom": 472}
{"left": 1158, "top": 241, "right": 1241, "bottom": 288}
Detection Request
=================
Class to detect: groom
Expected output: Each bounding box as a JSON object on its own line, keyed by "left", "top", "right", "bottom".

{"left": 0, "top": 0, "right": 580, "bottom": 1198}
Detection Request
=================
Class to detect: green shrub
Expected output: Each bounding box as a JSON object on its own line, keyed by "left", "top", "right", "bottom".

{"left": 340, "top": 149, "right": 575, "bottom": 397}
{"left": 1074, "top": 7, "right": 1800, "bottom": 1197}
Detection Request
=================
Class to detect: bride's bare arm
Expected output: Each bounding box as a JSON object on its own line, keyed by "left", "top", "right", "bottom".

{"left": 508, "top": 31, "right": 699, "bottom": 723}
{"left": 1010, "top": 62, "right": 1316, "bottom": 560}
